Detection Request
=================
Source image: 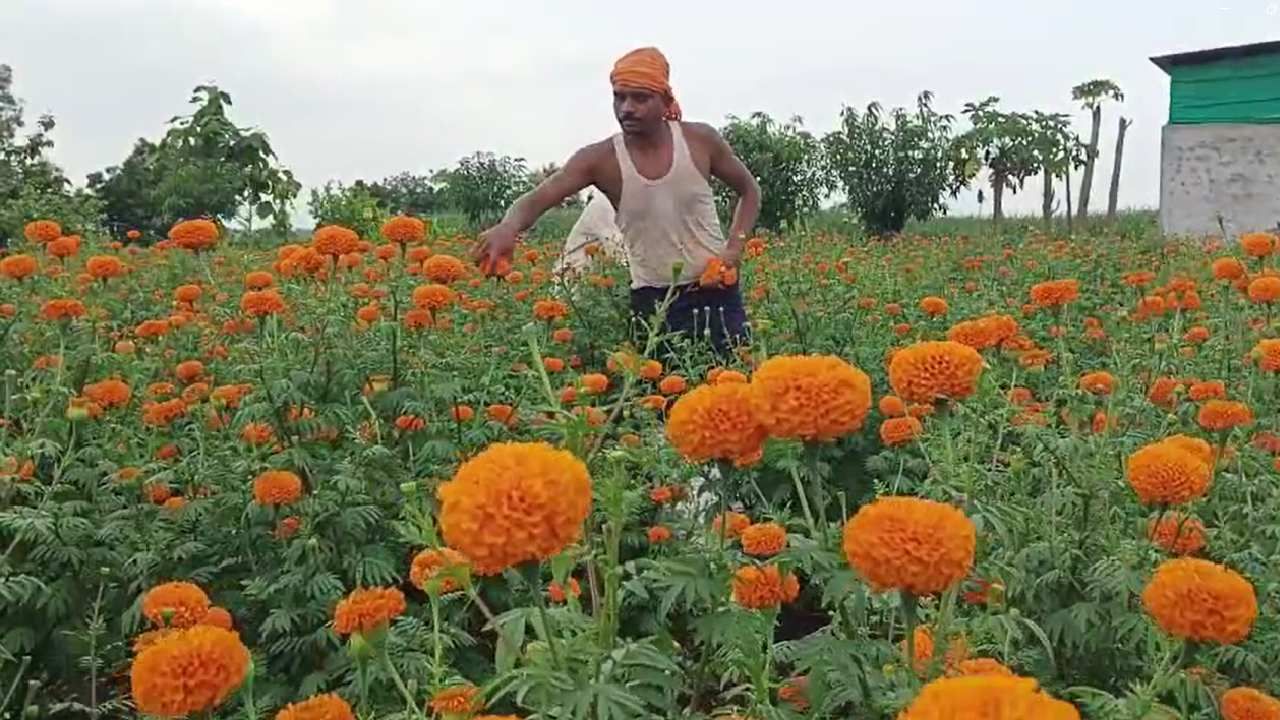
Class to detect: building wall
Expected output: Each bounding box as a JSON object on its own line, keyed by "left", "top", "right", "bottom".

{"left": 1160, "top": 124, "right": 1280, "bottom": 237}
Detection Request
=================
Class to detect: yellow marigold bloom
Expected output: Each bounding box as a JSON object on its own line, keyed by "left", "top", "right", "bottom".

{"left": 1142, "top": 557, "right": 1256, "bottom": 645}
{"left": 888, "top": 341, "right": 983, "bottom": 405}
{"left": 437, "top": 442, "right": 591, "bottom": 575}
{"left": 276, "top": 693, "right": 355, "bottom": 720}
{"left": 409, "top": 547, "right": 470, "bottom": 594}
{"left": 842, "top": 496, "right": 975, "bottom": 596}
{"left": 740, "top": 522, "right": 787, "bottom": 557}
{"left": 142, "top": 581, "right": 211, "bottom": 629}
{"left": 1221, "top": 687, "right": 1280, "bottom": 720}
{"left": 130, "top": 626, "right": 250, "bottom": 717}
{"left": 666, "top": 383, "right": 767, "bottom": 466}
{"left": 750, "top": 354, "right": 872, "bottom": 441}
{"left": 899, "top": 675, "right": 1079, "bottom": 720}
{"left": 731, "top": 564, "right": 800, "bottom": 610}
{"left": 1126, "top": 437, "right": 1212, "bottom": 506}
{"left": 333, "top": 586, "right": 406, "bottom": 636}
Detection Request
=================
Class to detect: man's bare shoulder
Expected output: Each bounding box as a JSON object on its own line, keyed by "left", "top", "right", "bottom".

{"left": 679, "top": 122, "right": 723, "bottom": 143}
{"left": 564, "top": 138, "right": 616, "bottom": 172}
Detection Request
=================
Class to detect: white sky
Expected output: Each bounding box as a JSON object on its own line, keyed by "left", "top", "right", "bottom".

{"left": 3, "top": 0, "right": 1277, "bottom": 218}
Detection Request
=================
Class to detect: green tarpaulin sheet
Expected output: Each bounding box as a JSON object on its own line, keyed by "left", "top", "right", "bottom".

{"left": 1168, "top": 52, "right": 1280, "bottom": 124}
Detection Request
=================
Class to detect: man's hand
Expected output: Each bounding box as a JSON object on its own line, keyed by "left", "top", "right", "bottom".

{"left": 472, "top": 222, "right": 519, "bottom": 275}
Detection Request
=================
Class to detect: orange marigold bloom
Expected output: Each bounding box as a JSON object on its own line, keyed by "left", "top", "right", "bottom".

{"left": 647, "top": 525, "right": 672, "bottom": 544}
{"left": 276, "top": 693, "right": 356, "bottom": 720}
{"left": 639, "top": 359, "right": 663, "bottom": 381}
{"left": 381, "top": 215, "right": 427, "bottom": 244}
{"left": 548, "top": 577, "right": 581, "bottom": 603}
{"left": 778, "top": 676, "right": 809, "bottom": 711}
{"left": 1248, "top": 276, "right": 1280, "bottom": 304}
{"left": 409, "top": 547, "right": 471, "bottom": 594}
{"left": 85, "top": 255, "right": 126, "bottom": 279}
{"left": 665, "top": 383, "right": 767, "bottom": 466}
{"left": 333, "top": 586, "right": 406, "bottom": 636}
{"left": 581, "top": 373, "right": 610, "bottom": 395}
{"left": 485, "top": 403, "right": 516, "bottom": 426}
{"left": 842, "top": 496, "right": 975, "bottom": 596}
{"left": 46, "top": 234, "right": 81, "bottom": 258}
{"left": 951, "top": 658, "right": 1015, "bottom": 677}
{"left": 253, "top": 470, "right": 303, "bottom": 506}
{"left": 919, "top": 296, "right": 948, "bottom": 316}
{"left": 403, "top": 308, "right": 433, "bottom": 330}
{"left": 731, "top": 564, "right": 800, "bottom": 610}
{"left": 1197, "top": 399, "right": 1254, "bottom": 432}
{"left": 411, "top": 283, "right": 456, "bottom": 310}
{"left": 1253, "top": 339, "right": 1280, "bottom": 372}
{"left": 1241, "top": 231, "right": 1277, "bottom": 258}
{"left": 552, "top": 327, "right": 573, "bottom": 343}
{"left": 142, "top": 581, "right": 211, "bottom": 628}
{"left": 658, "top": 374, "right": 687, "bottom": 395}
{"left": 899, "top": 676, "right": 1079, "bottom": 720}
{"left": 142, "top": 398, "right": 188, "bottom": 427}
{"left": 313, "top": 225, "right": 359, "bottom": 257}
{"left": 40, "top": 298, "right": 86, "bottom": 321}
{"left": 200, "top": 606, "right": 233, "bottom": 630}
{"left": 1127, "top": 436, "right": 1212, "bottom": 506}
{"left": 130, "top": 625, "right": 250, "bottom": 717}
{"left": 0, "top": 254, "right": 38, "bottom": 280}
{"left": 902, "top": 626, "right": 970, "bottom": 676}
{"left": 23, "top": 219, "right": 61, "bottom": 242}
{"left": 532, "top": 299, "right": 569, "bottom": 321}
{"left": 740, "top": 522, "right": 787, "bottom": 557}
{"left": 1183, "top": 325, "right": 1211, "bottom": 344}
{"left": 437, "top": 442, "right": 591, "bottom": 575}
{"left": 240, "top": 422, "right": 275, "bottom": 445}
{"left": 1221, "top": 687, "right": 1280, "bottom": 720}
{"left": 240, "top": 289, "right": 286, "bottom": 318}
{"left": 452, "top": 404, "right": 475, "bottom": 422}
{"left": 428, "top": 686, "right": 483, "bottom": 717}
{"left": 1078, "top": 371, "right": 1115, "bottom": 396}
{"left": 275, "top": 516, "right": 302, "bottom": 540}
{"left": 423, "top": 254, "right": 467, "bottom": 284}
{"left": 712, "top": 511, "right": 751, "bottom": 539}
{"left": 1142, "top": 557, "right": 1256, "bottom": 644}
{"left": 750, "top": 354, "right": 872, "bottom": 441}
{"left": 1029, "top": 279, "right": 1079, "bottom": 308}
{"left": 1148, "top": 376, "right": 1183, "bottom": 409}
{"left": 168, "top": 219, "right": 220, "bottom": 251}
{"left": 136, "top": 318, "right": 170, "bottom": 339}
{"left": 83, "top": 378, "right": 131, "bottom": 409}
{"left": 243, "top": 270, "right": 274, "bottom": 289}
{"left": 1212, "top": 256, "right": 1246, "bottom": 281}
{"left": 879, "top": 395, "right": 907, "bottom": 417}
{"left": 175, "top": 360, "right": 204, "bottom": 384}
{"left": 1188, "top": 380, "right": 1226, "bottom": 402}
{"left": 172, "top": 284, "right": 201, "bottom": 303}
{"left": 888, "top": 341, "right": 983, "bottom": 405}
{"left": 543, "top": 357, "right": 565, "bottom": 373}
{"left": 1147, "top": 513, "right": 1207, "bottom": 556}
{"left": 880, "top": 416, "right": 924, "bottom": 446}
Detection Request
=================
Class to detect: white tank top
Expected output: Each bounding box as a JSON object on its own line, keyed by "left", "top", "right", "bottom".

{"left": 611, "top": 122, "right": 726, "bottom": 288}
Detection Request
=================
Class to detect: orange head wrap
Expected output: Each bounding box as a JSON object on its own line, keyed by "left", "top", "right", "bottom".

{"left": 610, "top": 47, "right": 682, "bottom": 121}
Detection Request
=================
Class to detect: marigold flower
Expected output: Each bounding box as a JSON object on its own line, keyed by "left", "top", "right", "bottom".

{"left": 1147, "top": 513, "right": 1207, "bottom": 556}
{"left": 409, "top": 547, "right": 470, "bottom": 594}
{"left": 199, "top": 606, "right": 233, "bottom": 630}
{"left": 902, "top": 626, "right": 969, "bottom": 676}
{"left": 275, "top": 516, "right": 301, "bottom": 540}
{"left": 951, "top": 658, "right": 1015, "bottom": 677}
{"left": 880, "top": 416, "right": 924, "bottom": 446}
{"left": 252, "top": 470, "right": 302, "bottom": 506}
{"left": 46, "top": 234, "right": 81, "bottom": 258}
{"left": 485, "top": 403, "right": 516, "bottom": 426}
{"left": 666, "top": 383, "right": 767, "bottom": 466}
{"left": 411, "top": 283, "right": 456, "bottom": 310}
{"left": 842, "top": 496, "right": 975, "bottom": 596}
{"left": 1248, "top": 276, "right": 1280, "bottom": 303}
{"left": 1221, "top": 687, "right": 1280, "bottom": 720}
{"left": 83, "top": 378, "right": 131, "bottom": 409}
{"left": 1029, "top": 279, "right": 1079, "bottom": 308}
{"left": 333, "top": 586, "right": 406, "bottom": 636}
{"left": 647, "top": 525, "right": 672, "bottom": 544}
{"left": 313, "top": 225, "right": 359, "bottom": 257}
{"left": 750, "top": 355, "right": 872, "bottom": 441}
{"left": 240, "top": 289, "right": 286, "bottom": 317}
{"left": 240, "top": 422, "right": 275, "bottom": 445}
{"left": 1127, "top": 437, "right": 1212, "bottom": 506}
{"left": 1142, "top": 557, "right": 1256, "bottom": 644}
{"left": 40, "top": 298, "right": 86, "bottom": 321}
{"left": 658, "top": 374, "right": 687, "bottom": 395}
{"left": 919, "top": 296, "right": 948, "bottom": 316}
{"left": 424, "top": 254, "right": 467, "bottom": 284}
{"left": 1078, "top": 371, "right": 1115, "bottom": 395}
{"left": 437, "top": 442, "right": 591, "bottom": 575}
{"left": 23, "top": 219, "right": 61, "bottom": 242}
{"left": 0, "top": 254, "right": 38, "bottom": 280}
{"left": 548, "top": 577, "right": 581, "bottom": 603}
{"left": 552, "top": 327, "right": 573, "bottom": 343}
{"left": 740, "top": 522, "right": 787, "bottom": 557}
{"left": 731, "top": 564, "right": 800, "bottom": 610}
{"left": 543, "top": 357, "right": 565, "bottom": 373}
{"left": 130, "top": 626, "right": 250, "bottom": 717}
{"left": 452, "top": 404, "right": 475, "bottom": 422}
{"left": 1197, "top": 400, "right": 1254, "bottom": 432}
{"left": 1147, "top": 376, "right": 1183, "bottom": 409}
{"left": 142, "top": 581, "right": 211, "bottom": 628}
{"left": 168, "top": 219, "right": 220, "bottom": 251}
{"left": 888, "top": 341, "right": 984, "bottom": 405}
{"left": 174, "top": 360, "right": 204, "bottom": 384}
{"left": 136, "top": 318, "right": 170, "bottom": 339}
{"left": 778, "top": 676, "right": 809, "bottom": 711}
{"left": 1188, "top": 380, "right": 1226, "bottom": 402}
{"left": 532, "top": 299, "right": 569, "bottom": 321}
{"left": 712, "top": 511, "right": 751, "bottom": 539}
{"left": 581, "top": 373, "right": 609, "bottom": 395}
{"left": 242, "top": 270, "right": 274, "bottom": 289}
{"left": 1252, "top": 339, "right": 1280, "bottom": 372}
{"left": 1241, "top": 232, "right": 1277, "bottom": 258}
{"left": 879, "top": 395, "right": 907, "bottom": 417}
{"left": 428, "top": 686, "right": 482, "bottom": 717}
{"left": 639, "top": 359, "right": 663, "bottom": 381}
{"left": 142, "top": 398, "right": 188, "bottom": 427}
{"left": 381, "top": 215, "right": 427, "bottom": 244}
{"left": 1212, "top": 256, "right": 1246, "bottom": 281}
{"left": 276, "top": 693, "right": 356, "bottom": 720}
{"left": 899, "top": 676, "right": 1079, "bottom": 720}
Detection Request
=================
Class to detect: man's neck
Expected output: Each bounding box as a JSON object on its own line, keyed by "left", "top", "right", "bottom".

{"left": 624, "top": 121, "right": 670, "bottom": 149}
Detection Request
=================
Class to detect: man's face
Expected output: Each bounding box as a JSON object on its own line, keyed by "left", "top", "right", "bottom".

{"left": 613, "top": 85, "right": 666, "bottom": 135}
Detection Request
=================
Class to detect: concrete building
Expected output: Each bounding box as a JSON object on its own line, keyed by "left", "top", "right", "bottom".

{"left": 1152, "top": 41, "right": 1280, "bottom": 237}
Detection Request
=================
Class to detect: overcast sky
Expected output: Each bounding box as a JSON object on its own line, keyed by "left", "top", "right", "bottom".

{"left": 3, "top": 1, "right": 1277, "bottom": 220}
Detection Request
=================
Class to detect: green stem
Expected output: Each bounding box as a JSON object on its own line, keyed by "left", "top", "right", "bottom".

{"left": 901, "top": 592, "right": 919, "bottom": 681}
{"left": 430, "top": 593, "right": 443, "bottom": 687}
{"left": 788, "top": 462, "right": 819, "bottom": 542}
{"left": 382, "top": 647, "right": 426, "bottom": 720}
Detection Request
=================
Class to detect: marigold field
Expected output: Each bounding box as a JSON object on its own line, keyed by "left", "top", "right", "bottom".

{"left": 6, "top": 218, "right": 1280, "bottom": 720}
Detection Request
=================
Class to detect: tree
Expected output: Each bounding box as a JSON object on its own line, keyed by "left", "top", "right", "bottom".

{"left": 88, "top": 84, "right": 299, "bottom": 236}
{"left": 1071, "top": 79, "right": 1124, "bottom": 221}
{"left": 960, "top": 98, "right": 1041, "bottom": 225}
{"left": 719, "top": 113, "right": 827, "bottom": 232}
{"left": 527, "top": 163, "right": 582, "bottom": 209}
{"left": 824, "top": 93, "right": 970, "bottom": 235}
{"left": 1106, "top": 117, "right": 1133, "bottom": 222}
{"left": 440, "top": 152, "right": 531, "bottom": 226}
{"left": 1029, "top": 112, "right": 1086, "bottom": 230}
{"left": 366, "top": 171, "right": 441, "bottom": 216}
{"left": 307, "top": 180, "right": 387, "bottom": 238}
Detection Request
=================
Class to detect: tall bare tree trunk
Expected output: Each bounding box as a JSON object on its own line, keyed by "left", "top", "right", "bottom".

{"left": 1106, "top": 117, "right": 1132, "bottom": 222}
{"left": 992, "top": 177, "right": 1005, "bottom": 227}
{"left": 1042, "top": 167, "right": 1054, "bottom": 231}
{"left": 1076, "top": 105, "right": 1102, "bottom": 221}
{"left": 1064, "top": 162, "right": 1074, "bottom": 236}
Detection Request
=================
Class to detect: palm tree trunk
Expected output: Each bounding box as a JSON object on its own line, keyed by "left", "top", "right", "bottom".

{"left": 1064, "top": 163, "right": 1074, "bottom": 236}
{"left": 992, "top": 176, "right": 1005, "bottom": 226}
{"left": 1076, "top": 105, "right": 1102, "bottom": 221}
{"left": 1042, "top": 167, "right": 1054, "bottom": 231}
{"left": 1106, "top": 117, "right": 1132, "bottom": 222}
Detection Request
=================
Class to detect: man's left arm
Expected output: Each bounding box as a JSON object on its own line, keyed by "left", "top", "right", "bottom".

{"left": 699, "top": 124, "right": 761, "bottom": 268}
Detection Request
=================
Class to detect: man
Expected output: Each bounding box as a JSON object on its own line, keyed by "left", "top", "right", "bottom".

{"left": 473, "top": 47, "right": 761, "bottom": 352}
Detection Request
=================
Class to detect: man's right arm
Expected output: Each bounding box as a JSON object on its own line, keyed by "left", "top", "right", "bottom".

{"left": 472, "top": 145, "right": 597, "bottom": 268}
